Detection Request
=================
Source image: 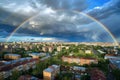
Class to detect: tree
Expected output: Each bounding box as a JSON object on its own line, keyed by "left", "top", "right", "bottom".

{"left": 56, "top": 73, "right": 72, "bottom": 80}
{"left": 81, "top": 75, "right": 90, "bottom": 80}
{"left": 112, "top": 69, "right": 120, "bottom": 80}
{"left": 10, "top": 70, "right": 20, "bottom": 80}
{"left": 0, "top": 75, "right": 4, "bottom": 80}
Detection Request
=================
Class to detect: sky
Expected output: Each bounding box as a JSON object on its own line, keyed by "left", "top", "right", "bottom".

{"left": 0, "top": 0, "right": 120, "bottom": 42}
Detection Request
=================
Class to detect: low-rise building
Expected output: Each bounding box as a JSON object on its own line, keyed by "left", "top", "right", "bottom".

{"left": 29, "top": 53, "right": 46, "bottom": 59}
{"left": 4, "top": 54, "right": 21, "bottom": 60}
{"left": 57, "top": 46, "right": 62, "bottom": 52}
{"left": 43, "top": 65, "right": 60, "bottom": 80}
{"left": 85, "top": 50, "right": 92, "bottom": 54}
{"left": 0, "top": 58, "right": 39, "bottom": 79}
{"left": 73, "top": 66, "right": 86, "bottom": 75}
{"left": 42, "top": 47, "right": 48, "bottom": 52}
{"left": 104, "top": 54, "right": 120, "bottom": 59}
{"left": 62, "top": 56, "right": 98, "bottom": 65}
{"left": 109, "top": 58, "right": 120, "bottom": 70}
{"left": 65, "top": 46, "right": 69, "bottom": 50}
{"left": 18, "top": 75, "right": 41, "bottom": 80}
{"left": 73, "top": 66, "right": 86, "bottom": 72}
{"left": 48, "top": 46, "right": 54, "bottom": 53}
{"left": 97, "top": 50, "right": 106, "bottom": 54}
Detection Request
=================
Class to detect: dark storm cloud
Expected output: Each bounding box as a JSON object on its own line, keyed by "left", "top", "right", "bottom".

{"left": 31, "top": 0, "right": 88, "bottom": 11}
{"left": 101, "top": 13, "right": 120, "bottom": 40}
{"left": 87, "top": 0, "right": 120, "bottom": 19}
{"left": 86, "top": 0, "right": 120, "bottom": 41}
{"left": 17, "top": 10, "right": 95, "bottom": 36}
{"left": 17, "top": 13, "right": 111, "bottom": 42}
{"left": 0, "top": 8, "right": 11, "bottom": 22}
{"left": 0, "top": 7, "right": 33, "bottom": 27}
{"left": 0, "top": 0, "right": 120, "bottom": 42}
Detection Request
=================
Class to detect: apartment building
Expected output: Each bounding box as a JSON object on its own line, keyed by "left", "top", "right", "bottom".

{"left": 0, "top": 58, "right": 39, "bottom": 79}
{"left": 62, "top": 56, "right": 98, "bottom": 65}
{"left": 4, "top": 54, "right": 21, "bottom": 60}
{"left": 43, "top": 65, "right": 60, "bottom": 80}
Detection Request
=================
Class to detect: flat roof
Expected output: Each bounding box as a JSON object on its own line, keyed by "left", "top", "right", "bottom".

{"left": 44, "top": 65, "right": 59, "bottom": 72}
{"left": 105, "top": 56, "right": 120, "bottom": 59}
{"left": 29, "top": 53, "right": 46, "bottom": 56}
{"left": 73, "top": 66, "right": 86, "bottom": 70}
{"left": 5, "top": 54, "right": 21, "bottom": 56}
{"left": 110, "top": 58, "right": 120, "bottom": 69}
{"left": 0, "top": 58, "right": 38, "bottom": 72}
{"left": 44, "top": 68, "right": 54, "bottom": 72}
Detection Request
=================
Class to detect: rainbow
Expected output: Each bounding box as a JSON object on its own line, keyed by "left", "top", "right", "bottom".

{"left": 5, "top": 10, "right": 118, "bottom": 45}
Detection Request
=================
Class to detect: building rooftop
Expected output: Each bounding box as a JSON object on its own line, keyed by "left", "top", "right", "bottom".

{"left": 97, "top": 50, "right": 106, "bottom": 54}
{"left": 73, "top": 66, "right": 86, "bottom": 71}
{"left": 109, "top": 58, "right": 120, "bottom": 69}
{"left": 18, "top": 75, "right": 41, "bottom": 80}
{"left": 5, "top": 54, "right": 21, "bottom": 56}
{"left": 30, "top": 53, "right": 40, "bottom": 56}
{"left": 44, "top": 68, "right": 54, "bottom": 72}
{"left": 44, "top": 65, "right": 59, "bottom": 73}
{"left": 52, "top": 65, "right": 59, "bottom": 69}
{"left": 105, "top": 55, "right": 120, "bottom": 59}
{"left": 0, "top": 58, "right": 39, "bottom": 72}
{"left": 29, "top": 52, "right": 46, "bottom": 56}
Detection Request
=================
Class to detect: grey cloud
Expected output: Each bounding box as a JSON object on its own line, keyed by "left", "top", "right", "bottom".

{"left": 31, "top": 0, "right": 88, "bottom": 11}
{"left": 0, "top": 0, "right": 120, "bottom": 42}
{"left": 85, "top": 0, "right": 120, "bottom": 42}
{"left": 0, "top": 7, "right": 33, "bottom": 26}
{"left": 87, "top": 0, "right": 120, "bottom": 19}
{"left": 101, "top": 13, "right": 120, "bottom": 40}
{"left": 14, "top": 10, "right": 113, "bottom": 42}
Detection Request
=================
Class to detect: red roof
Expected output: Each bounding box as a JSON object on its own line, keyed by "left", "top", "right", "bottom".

{"left": 89, "top": 68, "right": 106, "bottom": 80}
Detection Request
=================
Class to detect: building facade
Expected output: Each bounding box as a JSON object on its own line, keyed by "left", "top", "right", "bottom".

{"left": 0, "top": 58, "right": 39, "bottom": 79}
{"left": 62, "top": 56, "right": 98, "bottom": 65}
{"left": 43, "top": 65, "right": 60, "bottom": 80}
{"left": 4, "top": 54, "right": 21, "bottom": 60}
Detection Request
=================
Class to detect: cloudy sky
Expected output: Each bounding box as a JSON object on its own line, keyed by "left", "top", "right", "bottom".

{"left": 0, "top": 0, "right": 120, "bottom": 42}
